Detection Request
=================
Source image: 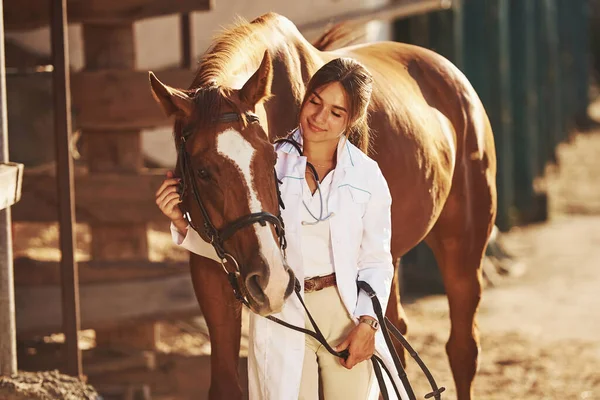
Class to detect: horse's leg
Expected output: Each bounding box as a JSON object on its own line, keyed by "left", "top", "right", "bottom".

{"left": 424, "top": 179, "right": 495, "bottom": 400}
{"left": 189, "top": 254, "right": 243, "bottom": 400}
{"left": 385, "top": 257, "right": 408, "bottom": 366}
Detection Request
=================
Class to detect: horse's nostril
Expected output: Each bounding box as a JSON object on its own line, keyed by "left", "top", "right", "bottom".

{"left": 245, "top": 273, "right": 266, "bottom": 305}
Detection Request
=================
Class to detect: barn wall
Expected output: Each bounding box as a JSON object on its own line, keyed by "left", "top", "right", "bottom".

{"left": 6, "top": 0, "right": 392, "bottom": 167}
{"left": 6, "top": 0, "right": 391, "bottom": 70}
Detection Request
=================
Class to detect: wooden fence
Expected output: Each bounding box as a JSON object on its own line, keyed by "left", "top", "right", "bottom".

{"left": 6, "top": 0, "right": 211, "bottom": 350}
{"left": 394, "top": 0, "right": 590, "bottom": 231}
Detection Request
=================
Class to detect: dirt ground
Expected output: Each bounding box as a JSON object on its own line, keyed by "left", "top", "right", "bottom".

{"left": 402, "top": 128, "right": 600, "bottom": 400}
{"left": 9, "top": 125, "right": 600, "bottom": 399}
{"left": 0, "top": 371, "right": 98, "bottom": 400}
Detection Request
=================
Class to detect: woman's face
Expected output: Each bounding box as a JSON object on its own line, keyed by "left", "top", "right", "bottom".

{"left": 299, "top": 82, "right": 350, "bottom": 146}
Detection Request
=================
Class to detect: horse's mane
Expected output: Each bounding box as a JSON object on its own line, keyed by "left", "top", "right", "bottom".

{"left": 191, "top": 14, "right": 289, "bottom": 88}
{"left": 190, "top": 13, "right": 361, "bottom": 89}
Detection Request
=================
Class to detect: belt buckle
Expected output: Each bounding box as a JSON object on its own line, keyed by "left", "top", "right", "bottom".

{"left": 304, "top": 279, "right": 315, "bottom": 293}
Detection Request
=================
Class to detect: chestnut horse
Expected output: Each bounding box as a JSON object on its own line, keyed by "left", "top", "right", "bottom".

{"left": 150, "top": 13, "right": 496, "bottom": 400}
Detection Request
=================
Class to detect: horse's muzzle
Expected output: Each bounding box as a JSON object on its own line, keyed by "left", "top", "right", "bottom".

{"left": 243, "top": 252, "right": 295, "bottom": 315}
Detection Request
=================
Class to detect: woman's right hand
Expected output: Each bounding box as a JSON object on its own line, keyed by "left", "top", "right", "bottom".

{"left": 155, "top": 171, "right": 187, "bottom": 234}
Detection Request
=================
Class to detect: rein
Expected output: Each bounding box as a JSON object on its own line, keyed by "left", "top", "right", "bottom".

{"left": 177, "top": 115, "right": 444, "bottom": 400}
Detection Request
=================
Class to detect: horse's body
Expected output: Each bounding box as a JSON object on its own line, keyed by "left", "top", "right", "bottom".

{"left": 158, "top": 13, "right": 496, "bottom": 400}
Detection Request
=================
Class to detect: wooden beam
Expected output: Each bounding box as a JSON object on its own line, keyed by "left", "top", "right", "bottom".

{"left": 82, "top": 19, "right": 153, "bottom": 350}
{"left": 4, "top": 0, "right": 212, "bottom": 31}
{"left": 0, "top": 162, "right": 23, "bottom": 210}
{"left": 13, "top": 257, "right": 189, "bottom": 286}
{"left": 74, "top": 68, "right": 193, "bottom": 130}
{"left": 16, "top": 273, "right": 200, "bottom": 335}
{"left": 11, "top": 169, "right": 171, "bottom": 223}
{"left": 7, "top": 69, "right": 193, "bottom": 130}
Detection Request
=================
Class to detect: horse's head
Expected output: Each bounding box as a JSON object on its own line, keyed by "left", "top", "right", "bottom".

{"left": 149, "top": 52, "right": 295, "bottom": 315}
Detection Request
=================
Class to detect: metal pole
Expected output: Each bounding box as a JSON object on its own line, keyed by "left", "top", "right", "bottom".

{"left": 0, "top": 0, "right": 18, "bottom": 377}
{"left": 50, "top": 0, "right": 82, "bottom": 377}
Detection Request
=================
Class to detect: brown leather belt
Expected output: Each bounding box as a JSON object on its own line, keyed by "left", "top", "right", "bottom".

{"left": 304, "top": 273, "right": 337, "bottom": 293}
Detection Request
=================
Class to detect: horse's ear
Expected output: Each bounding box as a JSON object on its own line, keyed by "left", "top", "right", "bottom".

{"left": 239, "top": 51, "right": 273, "bottom": 106}
{"left": 149, "top": 71, "right": 194, "bottom": 118}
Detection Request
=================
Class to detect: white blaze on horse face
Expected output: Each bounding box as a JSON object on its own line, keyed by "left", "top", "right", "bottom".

{"left": 216, "top": 128, "right": 288, "bottom": 310}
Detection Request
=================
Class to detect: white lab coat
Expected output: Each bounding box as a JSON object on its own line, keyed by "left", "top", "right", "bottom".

{"left": 172, "top": 129, "right": 409, "bottom": 400}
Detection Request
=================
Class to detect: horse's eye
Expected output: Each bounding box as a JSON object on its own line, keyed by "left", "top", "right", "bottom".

{"left": 197, "top": 168, "right": 210, "bottom": 180}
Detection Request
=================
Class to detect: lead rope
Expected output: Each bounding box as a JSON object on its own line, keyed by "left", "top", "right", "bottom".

{"left": 358, "top": 281, "right": 446, "bottom": 400}
{"left": 226, "top": 271, "right": 444, "bottom": 400}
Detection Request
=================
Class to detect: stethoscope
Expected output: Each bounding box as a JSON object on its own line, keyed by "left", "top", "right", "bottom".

{"left": 301, "top": 164, "right": 334, "bottom": 226}
{"left": 274, "top": 131, "right": 335, "bottom": 226}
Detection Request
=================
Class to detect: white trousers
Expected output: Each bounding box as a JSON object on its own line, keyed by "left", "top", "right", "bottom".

{"left": 299, "top": 285, "right": 374, "bottom": 399}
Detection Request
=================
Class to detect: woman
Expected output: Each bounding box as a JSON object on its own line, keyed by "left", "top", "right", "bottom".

{"left": 155, "top": 58, "right": 407, "bottom": 400}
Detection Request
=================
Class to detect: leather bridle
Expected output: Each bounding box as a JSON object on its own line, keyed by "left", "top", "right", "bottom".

{"left": 176, "top": 111, "right": 288, "bottom": 307}
{"left": 176, "top": 111, "right": 444, "bottom": 400}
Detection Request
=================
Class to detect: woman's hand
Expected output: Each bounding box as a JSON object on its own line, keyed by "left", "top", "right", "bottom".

{"left": 155, "top": 171, "right": 187, "bottom": 235}
{"left": 334, "top": 317, "right": 377, "bottom": 369}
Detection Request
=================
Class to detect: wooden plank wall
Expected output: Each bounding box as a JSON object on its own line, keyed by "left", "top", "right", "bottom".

{"left": 3, "top": 0, "right": 211, "bottom": 30}
{"left": 394, "top": 0, "right": 590, "bottom": 232}
{"left": 509, "top": 0, "right": 543, "bottom": 224}
{"left": 466, "top": 0, "right": 514, "bottom": 231}
{"left": 81, "top": 21, "right": 158, "bottom": 349}
{"left": 393, "top": 0, "right": 591, "bottom": 287}
{"left": 6, "top": 0, "right": 210, "bottom": 344}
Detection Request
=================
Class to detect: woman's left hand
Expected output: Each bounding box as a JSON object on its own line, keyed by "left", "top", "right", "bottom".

{"left": 335, "top": 318, "right": 377, "bottom": 369}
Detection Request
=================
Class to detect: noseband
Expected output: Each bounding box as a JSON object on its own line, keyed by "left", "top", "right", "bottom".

{"left": 176, "top": 111, "right": 287, "bottom": 301}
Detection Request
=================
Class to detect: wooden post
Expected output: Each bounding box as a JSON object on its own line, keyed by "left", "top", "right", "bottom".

{"left": 428, "top": 0, "right": 464, "bottom": 70}
{"left": 557, "top": 0, "right": 590, "bottom": 130}
{"left": 557, "top": 0, "right": 576, "bottom": 135}
{"left": 510, "top": 0, "right": 545, "bottom": 224}
{"left": 571, "top": 0, "right": 590, "bottom": 126}
{"left": 0, "top": 0, "right": 18, "bottom": 377}
{"left": 541, "top": 0, "right": 562, "bottom": 164}
{"left": 82, "top": 22, "right": 156, "bottom": 350}
{"left": 51, "top": 0, "right": 82, "bottom": 376}
{"left": 464, "top": 0, "right": 514, "bottom": 231}
{"left": 180, "top": 14, "right": 192, "bottom": 69}
{"left": 393, "top": 16, "right": 412, "bottom": 44}
{"left": 408, "top": 14, "right": 430, "bottom": 48}
{"left": 534, "top": 0, "right": 561, "bottom": 171}
{"left": 392, "top": 9, "right": 430, "bottom": 48}
{"left": 489, "top": 0, "right": 514, "bottom": 231}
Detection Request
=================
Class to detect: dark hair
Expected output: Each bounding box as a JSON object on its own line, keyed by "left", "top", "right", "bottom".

{"left": 301, "top": 58, "right": 373, "bottom": 154}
